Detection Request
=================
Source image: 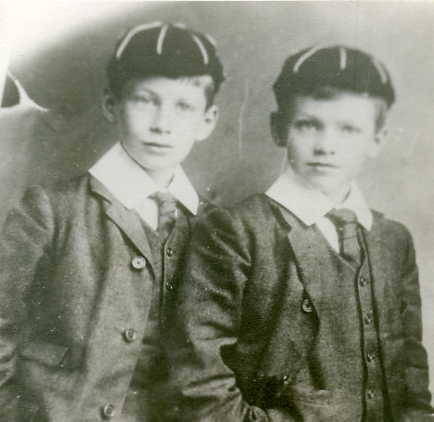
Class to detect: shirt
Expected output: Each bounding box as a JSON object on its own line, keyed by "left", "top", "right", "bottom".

{"left": 89, "top": 142, "right": 199, "bottom": 230}
{"left": 266, "top": 167, "right": 372, "bottom": 252}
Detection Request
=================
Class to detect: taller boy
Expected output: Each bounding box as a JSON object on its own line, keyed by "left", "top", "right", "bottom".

{"left": 0, "top": 23, "right": 224, "bottom": 421}
{"left": 171, "top": 46, "right": 433, "bottom": 421}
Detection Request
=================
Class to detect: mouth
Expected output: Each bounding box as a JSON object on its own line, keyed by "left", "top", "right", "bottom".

{"left": 307, "top": 162, "right": 339, "bottom": 169}
{"left": 142, "top": 141, "right": 173, "bottom": 150}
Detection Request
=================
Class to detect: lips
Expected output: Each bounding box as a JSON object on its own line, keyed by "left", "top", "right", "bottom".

{"left": 143, "top": 141, "right": 172, "bottom": 149}
{"left": 307, "top": 162, "right": 339, "bottom": 168}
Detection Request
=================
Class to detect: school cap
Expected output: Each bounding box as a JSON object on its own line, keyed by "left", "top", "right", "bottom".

{"left": 108, "top": 22, "right": 225, "bottom": 94}
{"left": 273, "top": 45, "right": 395, "bottom": 109}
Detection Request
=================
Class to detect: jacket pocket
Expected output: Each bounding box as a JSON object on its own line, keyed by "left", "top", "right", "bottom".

{"left": 288, "top": 386, "right": 355, "bottom": 422}
{"left": 20, "top": 399, "right": 40, "bottom": 422}
{"left": 19, "top": 340, "right": 83, "bottom": 369}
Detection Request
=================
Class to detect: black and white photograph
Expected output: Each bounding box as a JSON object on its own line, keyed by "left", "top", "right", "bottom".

{"left": 0, "top": 1, "right": 433, "bottom": 421}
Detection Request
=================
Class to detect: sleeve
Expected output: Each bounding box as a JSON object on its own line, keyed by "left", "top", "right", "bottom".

{"left": 400, "top": 227, "right": 434, "bottom": 418}
{"left": 168, "top": 208, "right": 296, "bottom": 422}
{"left": 0, "top": 186, "right": 54, "bottom": 419}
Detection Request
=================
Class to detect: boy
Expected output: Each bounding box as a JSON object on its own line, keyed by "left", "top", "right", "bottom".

{"left": 171, "top": 46, "right": 433, "bottom": 421}
{"left": 0, "top": 22, "right": 224, "bottom": 422}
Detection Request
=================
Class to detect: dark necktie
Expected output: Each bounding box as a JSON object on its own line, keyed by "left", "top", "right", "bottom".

{"left": 327, "top": 208, "right": 362, "bottom": 266}
{"left": 151, "top": 191, "right": 178, "bottom": 241}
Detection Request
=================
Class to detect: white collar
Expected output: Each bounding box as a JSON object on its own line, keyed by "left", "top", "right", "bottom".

{"left": 88, "top": 142, "right": 199, "bottom": 215}
{"left": 266, "top": 168, "right": 372, "bottom": 230}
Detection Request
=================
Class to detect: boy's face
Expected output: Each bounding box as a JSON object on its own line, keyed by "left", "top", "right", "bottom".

{"left": 105, "top": 76, "right": 218, "bottom": 175}
{"left": 282, "top": 93, "right": 385, "bottom": 201}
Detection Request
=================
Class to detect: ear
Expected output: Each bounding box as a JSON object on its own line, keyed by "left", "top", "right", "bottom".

{"left": 102, "top": 89, "right": 117, "bottom": 123}
{"left": 196, "top": 104, "right": 219, "bottom": 142}
{"left": 368, "top": 125, "right": 388, "bottom": 158}
{"left": 270, "top": 111, "right": 288, "bottom": 147}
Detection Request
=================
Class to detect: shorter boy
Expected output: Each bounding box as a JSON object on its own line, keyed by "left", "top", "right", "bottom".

{"left": 0, "top": 22, "right": 224, "bottom": 422}
{"left": 171, "top": 46, "right": 433, "bottom": 421}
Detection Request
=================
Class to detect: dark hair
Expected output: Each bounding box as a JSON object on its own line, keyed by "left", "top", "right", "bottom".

{"left": 273, "top": 45, "right": 395, "bottom": 119}
{"left": 106, "top": 23, "right": 225, "bottom": 107}
{"left": 283, "top": 85, "right": 389, "bottom": 131}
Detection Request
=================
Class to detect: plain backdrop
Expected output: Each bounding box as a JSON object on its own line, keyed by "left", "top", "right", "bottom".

{"left": 1, "top": 1, "right": 434, "bottom": 393}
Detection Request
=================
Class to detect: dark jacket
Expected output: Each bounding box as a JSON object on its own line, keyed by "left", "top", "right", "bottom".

{"left": 170, "top": 194, "right": 433, "bottom": 422}
{"left": 0, "top": 174, "right": 211, "bottom": 422}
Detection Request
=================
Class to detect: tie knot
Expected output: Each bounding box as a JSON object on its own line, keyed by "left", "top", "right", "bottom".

{"left": 327, "top": 208, "right": 362, "bottom": 265}
{"left": 151, "top": 191, "right": 177, "bottom": 207}
{"left": 327, "top": 208, "right": 358, "bottom": 226}
{"left": 150, "top": 191, "right": 178, "bottom": 241}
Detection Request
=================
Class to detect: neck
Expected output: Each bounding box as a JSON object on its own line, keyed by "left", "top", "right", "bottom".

{"left": 119, "top": 143, "right": 175, "bottom": 188}
{"left": 144, "top": 167, "right": 175, "bottom": 189}
{"left": 324, "top": 185, "right": 351, "bottom": 205}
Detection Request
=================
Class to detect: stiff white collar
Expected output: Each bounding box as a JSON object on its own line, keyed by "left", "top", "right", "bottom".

{"left": 266, "top": 168, "right": 372, "bottom": 230}
{"left": 88, "top": 142, "right": 199, "bottom": 215}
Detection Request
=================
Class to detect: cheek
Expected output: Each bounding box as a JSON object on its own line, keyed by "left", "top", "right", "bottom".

{"left": 177, "top": 138, "right": 197, "bottom": 156}
{"left": 343, "top": 137, "right": 375, "bottom": 162}
{"left": 119, "top": 114, "right": 141, "bottom": 136}
{"left": 287, "top": 136, "right": 311, "bottom": 160}
{"left": 124, "top": 105, "right": 153, "bottom": 124}
{"left": 341, "top": 150, "right": 369, "bottom": 177}
{"left": 175, "top": 116, "right": 202, "bottom": 137}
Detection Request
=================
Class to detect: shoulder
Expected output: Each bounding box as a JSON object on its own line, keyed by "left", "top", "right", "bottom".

{"left": 228, "top": 193, "right": 277, "bottom": 223}
{"left": 196, "top": 196, "right": 219, "bottom": 218}
{"left": 195, "top": 193, "right": 279, "bottom": 239}
{"left": 17, "top": 174, "right": 95, "bottom": 220}
{"left": 35, "top": 173, "right": 92, "bottom": 199}
{"left": 371, "top": 209, "right": 415, "bottom": 251}
{"left": 2, "top": 174, "right": 93, "bottom": 240}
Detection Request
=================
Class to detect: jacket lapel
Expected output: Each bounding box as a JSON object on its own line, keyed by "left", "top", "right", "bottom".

{"left": 89, "top": 176, "right": 154, "bottom": 268}
{"left": 271, "top": 203, "right": 324, "bottom": 319}
{"left": 363, "top": 214, "right": 399, "bottom": 335}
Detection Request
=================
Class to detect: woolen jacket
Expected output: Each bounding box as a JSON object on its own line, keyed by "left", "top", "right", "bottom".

{"left": 0, "top": 174, "right": 210, "bottom": 422}
{"left": 170, "top": 194, "right": 433, "bottom": 422}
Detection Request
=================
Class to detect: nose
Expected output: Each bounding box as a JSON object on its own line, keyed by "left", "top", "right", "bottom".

{"left": 313, "top": 128, "right": 336, "bottom": 155}
{"left": 150, "top": 105, "right": 172, "bottom": 134}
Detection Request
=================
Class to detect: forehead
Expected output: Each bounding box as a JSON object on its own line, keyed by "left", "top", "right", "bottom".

{"left": 121, "top": 75, "right": 211, "bottom": 99}
{"left": 290, "top": 93, "right": 381, "bottom": 124}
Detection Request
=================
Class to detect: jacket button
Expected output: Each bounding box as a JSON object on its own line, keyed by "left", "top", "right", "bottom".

{"left": 256, "top": 370, "right": 265, "bottom": 379}
{"left": 366, "top": 352, "right": 375, "bottom": 362}
{"left": 166, "top": 247, "right": 174, "bottom": 257}
{"left": 166, "top": 281, "right": 175, "bottom": 291}
{"left": 123, "top": 328, "right": 137, "bottom": 343}
{"left": 131, "top": 256, "right": 147, "bottom": 270}
{"left": 363, "top": 313, "right": 373, "bottom": 325}
{"left": 366, "top": 389, "right": 375, "bottom": 400}
{"left": 301, "top": 298, "right": 313, "bottom": 313}
{"left": 101, "top": 403, "right": 115, "bottom": 419}
{"left": 359, "top": 276, "right": 368, "bottom": 286}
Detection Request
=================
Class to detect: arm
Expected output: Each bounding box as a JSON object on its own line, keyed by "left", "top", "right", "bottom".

{"left": 0, "top": 186, "right": 54, "bottom": 418}
{"left": 401, "top": 228, "right": 434, "bottom": 419}
{"left": 169, "top": 208, "right": 296, "bottom": 422}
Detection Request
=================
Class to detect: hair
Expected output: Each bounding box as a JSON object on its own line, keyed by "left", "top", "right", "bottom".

{"left": 106, "top": 57, "right": 218, "bottom": 108}
{"left": 279, "top": 85, "right": 389, "bottom": 131}
{"left": 106, "top": 23, "right": 225, "bottom": 109}
{"left": 272, "top": 45, "right": 395, "bottom": 132}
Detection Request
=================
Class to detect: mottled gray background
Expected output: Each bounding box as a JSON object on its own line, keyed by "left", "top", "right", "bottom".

{"left": 1, "top": 1, "right": 433, "bottom": 392}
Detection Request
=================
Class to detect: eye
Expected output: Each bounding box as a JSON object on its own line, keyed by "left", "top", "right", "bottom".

{"left": 340, "top": 124, "right": 361, "bottom": 134}
{"left": 293, "top": 119, "right": 320, "bottom": 131}
{"left": 130, "top": 93, "right": 156, "bottom": 106}
{"left": 177, "top": 100, "right": 195, "bottom": 112}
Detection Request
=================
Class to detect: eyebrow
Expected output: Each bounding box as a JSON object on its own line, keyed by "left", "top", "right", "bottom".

{"left": 335, "top": 118, "right": 362, "bottom": 126}
{"left": 293, "top": 113, "right": 321, "bottom": 121}
{"left": 129, "top": 88, "right": 158, "bottom": 97}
